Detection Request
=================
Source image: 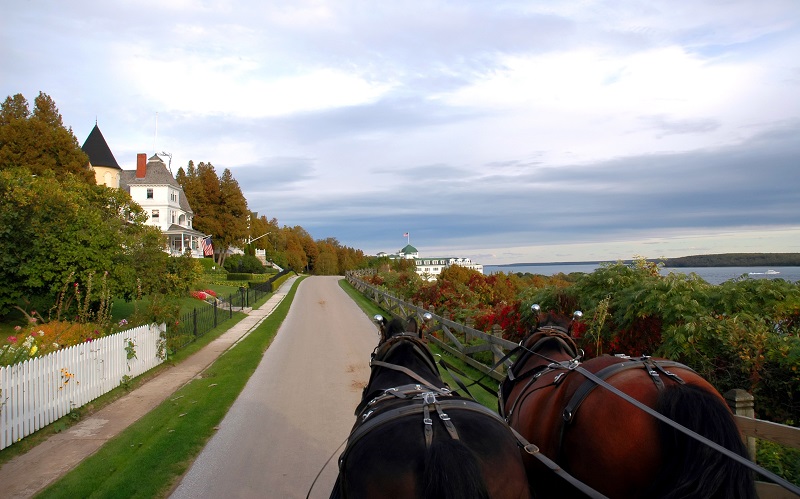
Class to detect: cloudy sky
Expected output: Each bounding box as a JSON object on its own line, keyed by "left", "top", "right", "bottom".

{"left": 3, "top": 0, "right": 799, "bottom": 264}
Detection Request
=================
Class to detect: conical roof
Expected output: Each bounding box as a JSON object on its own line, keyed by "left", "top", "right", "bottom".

{"left": 400, "top": 244, "right": 418, "bottom": 254}
{"left": 82, "top": 124, "right": 121, "bottom": 169}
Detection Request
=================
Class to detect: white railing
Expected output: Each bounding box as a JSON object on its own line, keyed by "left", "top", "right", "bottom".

{"left": 0, "top": 323, "right": 166, "bottom": 451}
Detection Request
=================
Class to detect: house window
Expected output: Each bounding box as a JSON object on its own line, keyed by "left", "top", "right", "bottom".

{"left": 152, "top": 209, "right": 159, "bottom": 220}
{"left": 147, "top": 188, "right": 154, "bottom": 199}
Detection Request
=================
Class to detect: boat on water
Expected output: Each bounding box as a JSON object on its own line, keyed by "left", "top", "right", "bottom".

{"left": 749, "top": 269, "right": 781, "bottom": 275}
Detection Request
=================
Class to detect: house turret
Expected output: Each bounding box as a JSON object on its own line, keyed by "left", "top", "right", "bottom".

{"left": 81, "top": 123, "right": 122, "bottom": 188}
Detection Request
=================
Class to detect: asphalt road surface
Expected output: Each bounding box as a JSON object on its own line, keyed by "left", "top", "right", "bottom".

{"left": 170, "top": 276, "right": 380, "bottom": 499}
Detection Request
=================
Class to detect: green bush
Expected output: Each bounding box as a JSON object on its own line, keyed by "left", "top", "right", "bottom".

{"left": 226, "top": 273, "right": 255, "bottom": 281}
{"left": 223, "top": 254, "right": 265, "bottom": 274}
{"left": 197, "top": 258, "right": 223, "bottom": 273}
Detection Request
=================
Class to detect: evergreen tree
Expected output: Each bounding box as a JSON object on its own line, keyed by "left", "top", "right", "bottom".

{"left": 216, "top": 168, "right": 249, "bottom": 267}
{"left": 0, "top": 92, "right": 93, "bottom": 182}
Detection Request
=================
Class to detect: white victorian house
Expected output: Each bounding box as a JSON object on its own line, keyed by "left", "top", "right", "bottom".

{"left": 122, "top": 154, "right": 207, "bottom": 257}
{"left": 82, "top": 126, "right": 207, "bottom": 257}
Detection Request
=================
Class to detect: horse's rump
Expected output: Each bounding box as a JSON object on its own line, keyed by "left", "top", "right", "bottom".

{"left": 339, "top": 400, "right": 526, "bottom": 499}
{"left": 507, "top": 352, "right": 756, "bottom": 498}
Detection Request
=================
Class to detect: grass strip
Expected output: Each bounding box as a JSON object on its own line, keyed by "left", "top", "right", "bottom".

{"left": 35, "top": 277, "right": 304, "bottom": 499}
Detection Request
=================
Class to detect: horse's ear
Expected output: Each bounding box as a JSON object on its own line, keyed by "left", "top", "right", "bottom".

{"left": 406, "top": 316, "right": 419, "bottom": 336}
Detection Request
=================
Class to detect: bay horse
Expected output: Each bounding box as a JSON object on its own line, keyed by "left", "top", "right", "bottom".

{"left": 499, "top": 307, "right": 756, "bottom": 499}
{"left": 332, "top": 314, "right": 530, "bottom": 499}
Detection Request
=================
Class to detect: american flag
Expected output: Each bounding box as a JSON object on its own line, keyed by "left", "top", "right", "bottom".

{"left": 403, "top": 232, "right": 409, "bottom": 237}
{"left": 201, "top": 236, "right": 214, "bottom": 256}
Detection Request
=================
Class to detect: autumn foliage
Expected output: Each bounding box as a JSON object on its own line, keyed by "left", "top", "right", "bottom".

{"left": 361, "top": 259, "right": 800, "bottom": 424}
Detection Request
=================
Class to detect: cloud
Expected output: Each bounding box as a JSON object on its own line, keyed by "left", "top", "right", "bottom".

{"left": 3, "top": 0, "right": 800, "bottom": 263}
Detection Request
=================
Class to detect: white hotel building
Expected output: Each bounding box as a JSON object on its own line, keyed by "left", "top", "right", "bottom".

{"left": 379, "top": 244, "right": 484, "bottom": 281}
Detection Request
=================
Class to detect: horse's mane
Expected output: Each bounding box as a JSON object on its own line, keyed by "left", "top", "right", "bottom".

{"left": 520, "top": 311, "right": 579, "bottom": 358}
{"left": 383, "top": 318, "right": 408, "bottom": 339}
{"left": 538, "top": 311, "right": 572, "bottom": 331}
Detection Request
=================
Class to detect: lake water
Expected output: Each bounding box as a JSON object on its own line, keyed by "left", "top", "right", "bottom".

{"left": 484, "top": 264, "right": 800, "bottom": 285}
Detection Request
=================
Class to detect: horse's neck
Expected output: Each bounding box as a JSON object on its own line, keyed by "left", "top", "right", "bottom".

{"left": 368, "top": 341, "right": 442, "bottom": 392}
{"left": 515, "top": 332, "right": 578, "bottom": 373}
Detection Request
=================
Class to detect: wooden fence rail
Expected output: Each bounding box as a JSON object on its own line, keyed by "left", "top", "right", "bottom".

{"left": 347, "top": 273, "right": 800, "bottom": 497}
{"left": 0, "top": 323, "right": 166, "bottom": 451}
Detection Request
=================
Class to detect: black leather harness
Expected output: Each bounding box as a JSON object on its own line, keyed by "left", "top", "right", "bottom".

{"left": 339, "top": 334, "right": 507, "bottom": 485}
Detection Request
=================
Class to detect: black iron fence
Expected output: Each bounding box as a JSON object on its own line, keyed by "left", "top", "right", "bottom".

{"left": 166, "top": 269, "right": 295, "bottom": 352}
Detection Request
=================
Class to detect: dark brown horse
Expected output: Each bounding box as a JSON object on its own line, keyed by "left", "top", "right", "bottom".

{"left": 499, "top": 308, "right": 756, "bottom": 499}
{"left": 332, "top": 314, "right": 530, "bottom": 499}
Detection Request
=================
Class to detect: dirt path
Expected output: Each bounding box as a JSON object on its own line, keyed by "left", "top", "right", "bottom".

{"left": 170, "top": 276, "right": 379, "bottom": 499}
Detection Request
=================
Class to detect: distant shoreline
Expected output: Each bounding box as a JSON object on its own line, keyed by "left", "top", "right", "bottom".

{"left": 488, "top": 253, "right": 800, "bottom": 268}
{"left": 489, "top": 261, "right": 617, "bottom": 267}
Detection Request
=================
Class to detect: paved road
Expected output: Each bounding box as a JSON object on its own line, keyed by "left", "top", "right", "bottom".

{"left": 170, "top": 276, "right": 379, "bottom": 499}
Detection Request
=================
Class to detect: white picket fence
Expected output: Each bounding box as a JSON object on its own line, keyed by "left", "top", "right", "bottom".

{"left": 0, "top": 323, "right": 166, "bottom": 451}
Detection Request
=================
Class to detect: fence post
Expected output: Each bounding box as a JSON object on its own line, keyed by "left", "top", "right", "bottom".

{"left": 192, "top": 308, "right": 198, "bottom": 337}
{"left": 492, "top": 325, "right": 506, "bottom": 373}
{"left": 724, "top": 388, "right": 756, "bottom": 459}
{"left": 466, "top": 318, "right": 475, "bottom": 343}
{"left": 213, "top": 299, "right": 218, "bottom": 328}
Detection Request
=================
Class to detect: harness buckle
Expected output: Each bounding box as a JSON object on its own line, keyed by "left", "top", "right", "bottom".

{"left": 423, "top": 417, "right": 433, "bottom": 425}
{"left": 423, "top": 392, "right": 437, "bottom": 405}
{"left": 439, "top": 412, "right": 451, "bottom": 421}
{"left": 523, "top": 443, "right": 539, "bottom": 455}
{"left": 362, "top": 410, "right": 373, "bottom": 421}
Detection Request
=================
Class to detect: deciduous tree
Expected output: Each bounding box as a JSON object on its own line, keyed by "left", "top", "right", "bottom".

{"left": 0, "top": 168, "right": 168, "bottom": 317}
{"left": 176, "top": 162, "right": 248, "bottom": 267}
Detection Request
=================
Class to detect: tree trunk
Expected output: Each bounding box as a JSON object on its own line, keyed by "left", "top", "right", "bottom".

{"left": 217, "top": 246, "right": 228, "bottom": 268}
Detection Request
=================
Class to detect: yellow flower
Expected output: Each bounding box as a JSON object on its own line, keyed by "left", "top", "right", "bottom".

{"left": 30, "top": 345, "right": 38, "bottom": 355}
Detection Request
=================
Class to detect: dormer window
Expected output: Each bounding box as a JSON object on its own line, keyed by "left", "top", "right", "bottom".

{"left": 147, "top": 188, "right": 154, "bottom": 199}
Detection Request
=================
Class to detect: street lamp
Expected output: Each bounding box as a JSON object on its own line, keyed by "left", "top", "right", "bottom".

{"left": 246, "top": 232, "right": 272, "bottom": 245}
